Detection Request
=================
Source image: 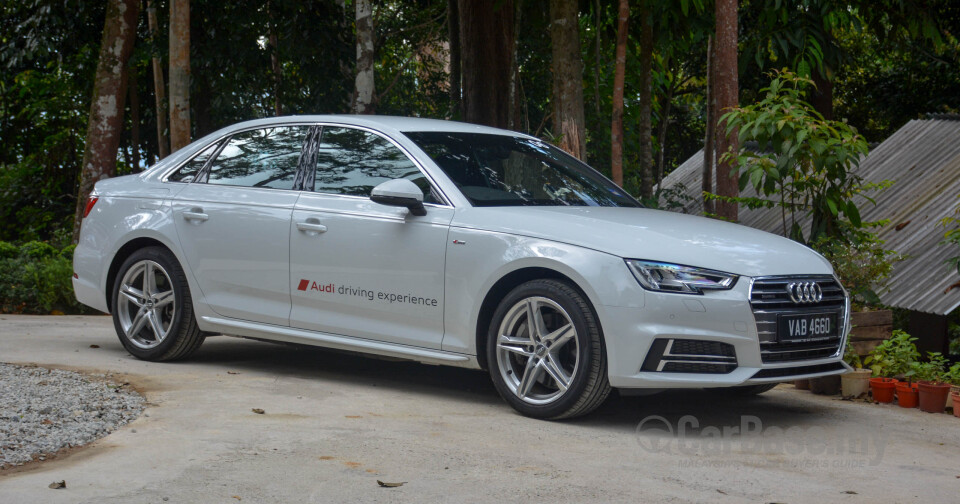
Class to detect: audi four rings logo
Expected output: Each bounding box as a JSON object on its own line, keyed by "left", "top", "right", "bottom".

{"left": 786, "top": 282, "right": 823, "bottom": 303}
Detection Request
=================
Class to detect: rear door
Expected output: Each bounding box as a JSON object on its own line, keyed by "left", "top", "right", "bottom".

{"left": 288, "top": 125, "right": 452, "bottom": 348}
{"left": 172, "top": 125, "right": 310, "bottom": 326}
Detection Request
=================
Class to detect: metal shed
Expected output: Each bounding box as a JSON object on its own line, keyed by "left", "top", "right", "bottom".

{"left": 659, "top": 117, "right": 960, "bottom": 321}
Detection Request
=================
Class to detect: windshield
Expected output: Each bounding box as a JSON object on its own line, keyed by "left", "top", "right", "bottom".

{"left": 404, "top": 132, "right": 640, "bottom": 207}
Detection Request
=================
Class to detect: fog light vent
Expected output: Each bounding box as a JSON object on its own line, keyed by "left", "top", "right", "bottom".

{"left": 641, "top": 338, "right": 737, "bottom": 374}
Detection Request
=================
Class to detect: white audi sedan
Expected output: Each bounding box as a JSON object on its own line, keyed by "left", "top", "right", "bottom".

{"left": 74, "top": 116, "right": 850, "bottom": 419}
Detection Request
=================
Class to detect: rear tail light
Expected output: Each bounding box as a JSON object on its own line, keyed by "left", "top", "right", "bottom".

{"left": 83, "top": 195, "right": 99, "bottom": 218}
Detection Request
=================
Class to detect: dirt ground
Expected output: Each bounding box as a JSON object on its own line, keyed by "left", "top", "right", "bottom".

{"left": 1, "top": 315, "right": 957, "bottom": 503}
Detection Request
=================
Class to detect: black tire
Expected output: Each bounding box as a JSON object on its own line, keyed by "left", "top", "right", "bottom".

{"left": 486, "top": 279, "right": 611, "bottom": 419}
{"left": 721, "top": 383, "right": 778, "bottom": 396}
{"left": 111, "top": 246, "right": 204, "bottom": 361}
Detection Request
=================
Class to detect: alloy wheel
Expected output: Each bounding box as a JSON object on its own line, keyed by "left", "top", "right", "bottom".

{"left": 116, "top": 260, "right": 176, "bottom": 349}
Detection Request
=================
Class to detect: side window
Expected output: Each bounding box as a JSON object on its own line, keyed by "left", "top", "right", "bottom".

{"left": 206, "top": 126, "right": 309, "bottom": 189}
{"left": 313, "top": 127, "right": 437, "bottom": 203}
{"left": 167, "top": 142, "right": 219, "bottom": 183}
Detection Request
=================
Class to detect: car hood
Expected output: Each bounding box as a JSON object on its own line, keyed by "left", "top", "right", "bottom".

{"left": 451, "top": 206, "right": 833, "bottom": 277}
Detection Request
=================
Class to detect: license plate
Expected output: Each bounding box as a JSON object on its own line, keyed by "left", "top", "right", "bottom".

{"left": 777, "top": 312, "right": 838, "bottom": 342}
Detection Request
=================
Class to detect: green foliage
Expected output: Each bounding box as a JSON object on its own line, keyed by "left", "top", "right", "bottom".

{"left": 906, "top": 352, "right": 949, "bottom": 383}
{"left": 717, "top": 70, "right": 876, "bottom": 244}
{"left": 811, "top": 229, "right": 901, "bottom": 307}
{"left": 866, "top": 329, "right": 919, "bottom": 378}
{"left": 0, "top": 240, "right": 90, "bottom": 314}
{"left": 843, "top": 340, "right": 862, "bottom": 369}
{"left": 943, "top": 362, "right": 960, "bottom": 386}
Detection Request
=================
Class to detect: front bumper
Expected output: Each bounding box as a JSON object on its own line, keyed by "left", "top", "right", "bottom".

{"left": 601, "top": 275, "right": 850, "bottom": 389}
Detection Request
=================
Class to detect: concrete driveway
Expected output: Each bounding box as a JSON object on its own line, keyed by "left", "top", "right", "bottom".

{"left": 1, "top": 315, "right": 957, "bottom": 503}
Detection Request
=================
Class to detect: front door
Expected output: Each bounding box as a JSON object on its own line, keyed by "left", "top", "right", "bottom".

{"left": 289, "top": 126, "right": 452, "bottom": 348}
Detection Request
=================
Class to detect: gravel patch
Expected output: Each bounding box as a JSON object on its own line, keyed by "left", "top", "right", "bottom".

{"left": 0, "top": 363, "right": 144, "bottom": 469}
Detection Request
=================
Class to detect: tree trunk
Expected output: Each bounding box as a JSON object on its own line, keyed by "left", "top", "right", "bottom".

{"left": 593, "top": 0, "right": 601, "bottom": 117}
{"left": 458, "top": 0, "right": 515, "bottom": 128}
{"left": 549, "top": 0, "right": 586, "bottom": 159}
{"left": 655, "top": 78, "right": 673, "bottom": 190}
{"left": 169, "top": 0, "right": 190, "bottom": 152}
{"left": 702, "top": 35, "right": 716, "bottom": 215}
{"left": 610, "top": 0, "right": 628, "bottom": 187}
{"left": 73, "top": 0, "right": 139, "bottom": 242}
{"left": 147, "top": 0, "right": 169, "bottom": 159}
{"left": 638, "top": 0, "right": 653, "bottom": 200}
{"left": 714, "top": 0, "right": 739, "bottom": 221}
{"left": 128, "top": 64, "right": 140, "bottom": 171}
{"left": 447, "top": 0, "right": 461, "bottom": 118}
{"left": 352, "top": 0, "right": 376, "bottom": 114}
{"left": 269, "top": 2, "right": 281, "bottom": 116}
{"left": 810, "top": 68, "right": 833, "bottom": 120}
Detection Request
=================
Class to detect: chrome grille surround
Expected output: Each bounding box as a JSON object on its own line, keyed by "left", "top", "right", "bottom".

{"left": 749, "top": 275, "right": 849, "bottom": 363}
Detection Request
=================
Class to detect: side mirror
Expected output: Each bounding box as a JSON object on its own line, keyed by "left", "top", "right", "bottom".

{"left": 370, "top": 179, "right": 427, "bottom": 216}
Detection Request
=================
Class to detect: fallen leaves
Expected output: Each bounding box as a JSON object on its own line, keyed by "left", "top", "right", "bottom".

{"left": 48, "top": 480, "right": 66, "bottom": 489}
{"left": 377, "top": 480, "right": 406, "bottom": 488}
{"left": 89, "top": 344, "right": 100, "bottom": 348}
{"left": 251, "top": 408, "right": 265, "bottom": 415}
{"left": 227, "top": 371, "right": 240, "bottom": 375}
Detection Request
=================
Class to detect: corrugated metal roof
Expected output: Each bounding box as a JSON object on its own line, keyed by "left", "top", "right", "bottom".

{"left": 658, "top": 118, "right": 960, "bottom": 315}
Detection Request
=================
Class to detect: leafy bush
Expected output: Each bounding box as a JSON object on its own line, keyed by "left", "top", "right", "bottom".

{"left": 0, "top": 240, "right": 91, "bottom": 314}
{"left": 906, "top": 352, "right": 949, "bottom": 383}
{"left": 812, "top": 231, "right": 901, "bottom": 308}
{"left": 866, "top": 330, "right": 919, "bottom": 378}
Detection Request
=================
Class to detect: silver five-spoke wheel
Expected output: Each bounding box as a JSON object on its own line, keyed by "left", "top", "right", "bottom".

{"left": 496, "top": 296, "right": 580, "bottom": 405}
{"left": 117, "top": 260, "right": 176, "bottom": 349}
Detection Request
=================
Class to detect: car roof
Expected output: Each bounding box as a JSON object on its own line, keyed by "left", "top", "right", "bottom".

{"left": 221, "top": 115, "right": 530, "bottom": 137}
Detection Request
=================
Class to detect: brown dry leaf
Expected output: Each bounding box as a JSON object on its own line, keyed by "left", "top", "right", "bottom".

{"left": 251, "top": 408, "right": 265, "bottom": 414}
{"left": 319, "top": 456, "right": 335, "bottom": 460}
{"left": 41, "top": 419, "right": 53, "bottom": 425}
{"left": 48, "top": 480, "right": 66, "bottom": 489}
{"left": 227, "top": 371, "right": 240, "bottom": 375}
{"left": 232, "top": 496, "right": 242, "bottom": 501}
{"left": 345, "top": 415, "right": 362, "bottom": 419}
{"left": 89, "top": 344, "right": 100, "bottom": 348}
{"left": 377, "top": 480, "right": 406, "bottom": 488}
{"left": 843, "top": 490, "right": 858, "bottom": 494}
{"left": 717, "top": 489, "right": 727, "bottom": 495}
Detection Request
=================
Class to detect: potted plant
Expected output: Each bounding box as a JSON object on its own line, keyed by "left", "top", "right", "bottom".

{"left": 944, "top": 363, "right": 960, "bottom": 418}
{"left": 840, "top": 342, "right": 872, "bottom": 398}
{"left": 913, "top": 352, "right": 951, "bottom": 413}
{"left": 865, "top": 330, "right": 919, "bottom": 403}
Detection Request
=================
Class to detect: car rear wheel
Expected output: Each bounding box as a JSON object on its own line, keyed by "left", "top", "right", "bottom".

{"left": 111, "top": 247, "right": 204, "bottom": 361}
{"left": 487, "top": 279, "right": 611, "bottom": 419}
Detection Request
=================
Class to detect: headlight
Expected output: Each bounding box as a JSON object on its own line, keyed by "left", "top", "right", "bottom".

{"left": 625, "top": 260, "right": 738, "bottom": 294}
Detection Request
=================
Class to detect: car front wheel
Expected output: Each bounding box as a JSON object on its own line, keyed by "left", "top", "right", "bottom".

{"left": 111, "top": 246, "right": 204, "bottom": 361}
{"left": 487, "top": 279, "right": 611, "bottom": 419}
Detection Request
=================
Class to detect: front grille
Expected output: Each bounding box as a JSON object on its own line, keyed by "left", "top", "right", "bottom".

{"left": 750, "top": 276, "right": 847, "bottom": 363}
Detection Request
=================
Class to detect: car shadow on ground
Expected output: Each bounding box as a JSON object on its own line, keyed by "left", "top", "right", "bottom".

{"left": 184, "top": 335, "right": 844, "bottom": 432}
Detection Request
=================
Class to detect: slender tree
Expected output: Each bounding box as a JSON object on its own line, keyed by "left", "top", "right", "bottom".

{"left": 353, "top": 0, "right": 376, "bottom": 114}
{"left": 269, "top": 1, "right": 281, "bottom": 116}
{"left": 638, "top": 0, "right": 654, "bottom": 199}
{"left": 448, "top": 0, "right": 462, "bottom": 118}
{"left": 169, "top": 0, "right": 190, "bottom": 151}
{"left": 73, "top": 0, "right": 139, "bottom": 242}
{"left": 610, "top": 0, "right": 629, "bottom": 187}
{"left": 549, "top": 0, "right": 586, "bottom": 159}
{"left": 458, "top": 0, "right": 515, "bottom": 128}
{"left": 714, "top": 0, "right": 739, "bottom": 221}
{"left": 702, "top": 35, "right": 716, "bottom": 214}
{"left": 146, "top": 0, "right": 169, "bottom": 159}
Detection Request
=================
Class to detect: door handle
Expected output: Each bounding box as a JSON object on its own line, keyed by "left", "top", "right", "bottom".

{"left": 296, "top": 219, "right": 327, "bottom": 234}
{"left": 183, "top": 208, "right": 209, "bottom": 222}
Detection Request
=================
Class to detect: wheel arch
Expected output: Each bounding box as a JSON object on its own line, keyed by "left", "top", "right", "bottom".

{"left": 474, "top": 266, "right": 605, "bottom": 371}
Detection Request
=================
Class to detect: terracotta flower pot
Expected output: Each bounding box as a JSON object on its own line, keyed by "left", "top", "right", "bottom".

{"left": 840, "top": 369, "right": 872, "bottom": 398}
{"left": 869, "top": 377, "right": 898, "bottom": 403}
{"left": 795, "top": 379, "right": 810, "bottom": 390}
{"left": 918, "top": 381, "right": 951, "bottom": 413}
{"left": 895, "top": 382, "right": 919, "bottom": 408}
